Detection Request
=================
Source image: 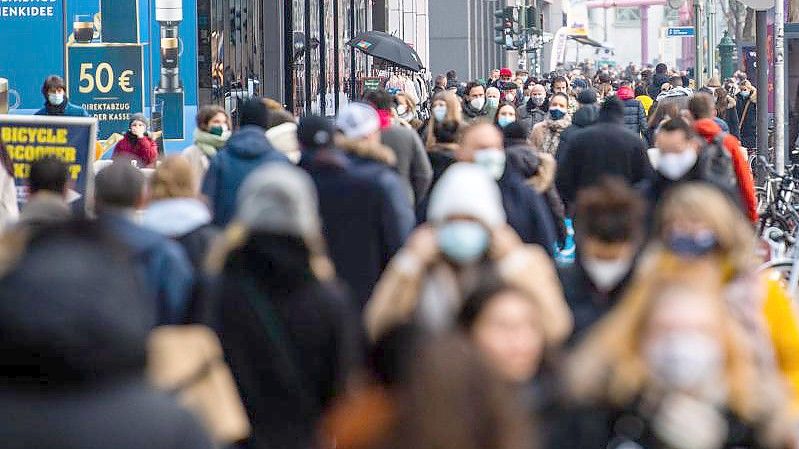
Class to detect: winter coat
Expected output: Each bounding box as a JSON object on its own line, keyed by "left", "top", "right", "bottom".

{"left": 636, "top": 94, "right": 654, "bottom": 116}
{"left": 498, "top": 163, "right": 559, "bottom": 252}
{"left": 381, "top": 123, "right": 434, "bottom": 205}
{"left": 647, "top": 72, "right": 670, "bottom": 98}
{"left": 182, "top": 128, "right": 230, "bottom": 186}
{"left": 426, "top": 144, "right": 458, "bottom": 188}
{"left": 0, "top": 224, "right": 213, "bottom": 449}
{"left": 556, "top": 115, "right": 652, "bottom": 214}
{"left": 717, "top": 95, "right": 741, "bottom": 139}
{"left": 507, "top": 146, "right": 567, "bottom": 244}
{"left": 557, "top": 257, "right": 634, "bottom": 345}
{"left": 530, "top": 116, "right": 572, "bottom": 156}
{"left": 113, "top": 132, "right": 159, "bottom": 168}
{"left": 300, "top": 139, "right": 414, "bottom": 309}
{"left": 556, "top": 104, "right": 599, "bottom": 156}
{"left": 34, "top": 100, "right": 89, "bottom": 117}
{"left": 517, "top": 102, "right": 548, "bottom": 133}
{"left": 18, "top": 191, "right": 71, "bottom": 229}
{"left": 621, "top": 98, "right": 647, "bottom": 136}
{"left": 266, "top": 122, "right": 301, "bottom": 163}
{"left": 202, "top": 125, "right": 290, "bottom": 227}
{"left": 0, "top": 167, "right": 18, "bottom": 230}
{"left": 737, "top": 93, "right": 757, "bottom": 149}
{"left": 215, "top": 235, "right": 357, "bottom": 449}
{"left": 364, "top": 236, "right": 572, "bottom": 343}
{"left": 98, "top": 212, "right": 195, "bottom": 326}
{"left": 694, "top": 118, "right": 757, "bottom": 223}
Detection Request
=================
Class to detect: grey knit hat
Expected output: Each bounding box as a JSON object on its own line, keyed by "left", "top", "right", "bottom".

{"left": 236, "top": 163, "right": 321, "bottom": 239}
{"left": 129, "top": 113, "right": 149, "bottom": 128}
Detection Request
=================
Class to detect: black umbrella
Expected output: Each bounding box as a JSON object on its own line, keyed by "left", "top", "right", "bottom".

{"left": 347, "top": 31, "right": 424, "bottom": 72}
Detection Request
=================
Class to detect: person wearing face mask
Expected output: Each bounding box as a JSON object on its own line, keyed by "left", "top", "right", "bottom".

{"left": 493, "top": 103, "right": 518, "bottom": 129}
{"left": 530, "top": 93, "right": 572, "bottom": 156}
{"left": 364, "top": 162, "right": 572, "bottom": 343}
{"left": 557, "top": 266, "right": 795, "bottom": 449}
{"left": 265, "top": 108, "right": 301, "bottom": 164}
{"left": 461, "top": 81, "right": 489, "bottom": 122}
{"left": 113, "top": 113, "right": 159, "bottom": 168}
{"left": 182, "top": 105, "right": 232, "bottom": 184}
{"left": 556, "top": 96, "right": 652, "bottom": 215}
{"left": 640, "top": 117, "right": 741, "bottom": 220}
{"left": 422, "top": 92, "right": 463, "bottom": 147}
{"left": 736, "top": 81, "right": 757, "bottom": 150}
{"left": 454, "top": 122, "right": 558, "bottom": 252}
{"left": 555, "top": 89, "right": 599, "bottom": 157}
{"left": 34, "top": 75, "right": 89, "bottom": 117}
{"left": 558, "top": 178, "right": 645, "bottom": 345}
{"left": 500, "top": 82, "right": 520, "bottom": 108}
{"left": 485, "top": 87, "right": 502, "bottom": 121}
{"left": 651, "top": 184, "right": 799, "bottom": 411}
{"left": 517, "top": 83, "right": 549, "bottom": 132}
{"left": 394, "top": 92, "right": 422, "bottom": 131}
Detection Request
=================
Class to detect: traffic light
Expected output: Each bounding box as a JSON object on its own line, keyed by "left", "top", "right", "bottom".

{"left": 524, "top": 6, "right": 542, "bottom": 33}
{"left": 493, "top": 6, "right": 516, "bottom": 49}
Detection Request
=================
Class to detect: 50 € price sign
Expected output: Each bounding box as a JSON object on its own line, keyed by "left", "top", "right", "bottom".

{"left": 67, "top": 44, "right": 144, "bottom": 139}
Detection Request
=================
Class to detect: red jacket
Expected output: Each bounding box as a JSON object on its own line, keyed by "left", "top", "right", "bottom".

{"left": 113, "top": 133, "right": 158, "bottom": 168}
{"left": 694, "top": 119, "right": 758, "bottom": 223}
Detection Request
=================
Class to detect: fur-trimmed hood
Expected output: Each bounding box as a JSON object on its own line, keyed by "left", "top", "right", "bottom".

{"left": 335, "top": 135, "right": 397, "bottom": 167}
{"left": 528, "top": 151, "right": 556, "bottom": 193}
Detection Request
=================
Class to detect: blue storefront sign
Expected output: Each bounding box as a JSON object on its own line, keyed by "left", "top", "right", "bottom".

{"left": 0, "top": 0, "right": 65, "bottom": 112}
{"left": 667, "top": 27, "right": 696, "bottom": 37}
{"left": 66, "top": 44, "right": 145, "bottom": 139}
{"left": 0, "top": 114, "right": 97, "bottom": 210}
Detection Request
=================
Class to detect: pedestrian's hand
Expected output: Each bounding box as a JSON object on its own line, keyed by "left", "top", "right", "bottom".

{"left": 490, "top": 224, "right": 523, "bottom": 260}
{"left": 652, "top": 393, "right": 727, "bottom": 449}
{"left": 405, "top": 225, "right": 440, "bottom": 265}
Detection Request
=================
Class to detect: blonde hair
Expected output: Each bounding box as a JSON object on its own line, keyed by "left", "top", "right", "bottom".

{"left": 149, "top": 155, "right": 197, "bottom": 200}
{"left": 426, "top": 92, "right": 464, "bottom": 148}
{"left": 567, "top": 255, "right": 771, "bottom": 424}
{"left": 654, "top": 183, "right": 756, "bottom": 276}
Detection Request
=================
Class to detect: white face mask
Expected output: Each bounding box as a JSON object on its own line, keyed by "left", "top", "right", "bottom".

{"left": 474, "top": 148, "right": 506, "bottom": 180}
{"left": 396, "top": 104, "right": 408, "bottom": 116}
{"left": 470, "top": 97, "right": 486, "bottom": 111}
{"left": 582, "top": 256, "right": 633, "bottom": 291}
{"left": 658, "top": 150, "right": 698, "bottom": 180}
{"left": 646, "top": 332, "right": 724, "bottom": 392}
{"left": 48, "top": 93, "right": 65, "bottom": 106}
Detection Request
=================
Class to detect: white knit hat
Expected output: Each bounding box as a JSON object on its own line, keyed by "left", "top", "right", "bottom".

{"left": 427, "top": 163, "right": 506, "bottom": 227}
{"left": 336, "top": 102, "right": 380, "bottom": 139}
{"left": 236, "top": 163, "right": 320, "bottom": 239}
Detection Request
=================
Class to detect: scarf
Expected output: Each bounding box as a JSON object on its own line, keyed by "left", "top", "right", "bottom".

{"left": 193, "top": 128, "right": 229, "bottom": 158}
{"left": 44, "top": 96, "right": 69, "bottom": 115}
{"left": 540, "top": 116, "right": 571, "bottom": 156}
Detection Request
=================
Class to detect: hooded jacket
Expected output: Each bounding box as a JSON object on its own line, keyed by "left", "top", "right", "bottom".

{"left": 202, "top": 125, "right": 290, "bottom": 226}
{"left": 300, "top": 138, "right": 414, "bottom": 309}
{"left": 694, "top": 118, "right": 757, "bottom": 222}
{"left": 0, "top": 223, "right": 213, "bottom": 449}
{"left": 557, "top": 104, "right": 599, "bottom": 156}
{"left": 556, "top": 98, "right": 653, "bottom": 214}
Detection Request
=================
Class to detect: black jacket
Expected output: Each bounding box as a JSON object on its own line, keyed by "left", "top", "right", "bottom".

{"left": 498, "top": 163, "right": 558, "bottom": 253}
{"left": 0, "top": 222, "right": 212, "bottom": 449}
{"left": 648, "top": 72, "right": 670, "bottom": 98}
{"left": 556, "top": 104, "right": 653, "bottom": 214}
{"left": 217, "top": 234, "right": 357, "bottom": 449}
{"left": 557, "top": 104, "right": 599, "bottom": 156}
{"left": 621, "top": 98, "right": 647, "bottom": 136}
{"left": 300, "top": 143, "right": 414, "bottom": 309}
{"left": 736, "top": 94, "right": 757, "bottom": 149}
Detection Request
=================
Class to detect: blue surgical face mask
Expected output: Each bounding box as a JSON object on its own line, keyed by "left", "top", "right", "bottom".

{"left": 666, "top": 230, "right": 718, "bottom": 258}
{"left": 497, "top": 116, "right": 515, "bottom": 128}
{"left": 433, "top": 106, "right": 447, "bottom": 122}
{"left": 549, "top": 108, "right": 566, "bottom": 120}
{"left": 740, "top": 91, "right": 751, "bottom": 99}
{"left": 438, "top": 221, "right": 490, "bottom": 265}
{"left": 48, "top": 93, "right": 65, "bottom": 106}
{"left": 487, "top": 97, "right": 500, "bottom": 108}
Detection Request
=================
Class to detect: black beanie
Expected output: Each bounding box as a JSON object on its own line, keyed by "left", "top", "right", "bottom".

{"left": 239, "top": 98, "right": 270, "bottom": 128}
{"left": 297, "top": 115, "right": 335, "bottom": 150}
{"left": 502, "top": 122, "right": 528, "bottom": 141}
{"left": 577, "top": 89, "right": 598, "bottom": 105}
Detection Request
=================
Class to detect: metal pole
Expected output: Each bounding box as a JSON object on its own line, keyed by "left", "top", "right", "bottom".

{"left": 284, "top": 0, "right": 294, "bottom": 112}
{"left": 604, "top": 8, "right": 608, "bottom": 42}
{"left": 756, "top": 10, "right": 768, "bottom": 174}
{"left": 706, "top": 0, "right": 715, "bottom": 79}
{"left": 775, "top": 0, "right": 785, "bottom": 174}
{"left": 641, "top": 5, "right": 649, "bottom": 65}
{"left": 694, "top": 0, "right": 704, "bottom": 85}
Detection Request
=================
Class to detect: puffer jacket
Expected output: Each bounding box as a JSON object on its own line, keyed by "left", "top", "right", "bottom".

{"left": 617, "top": 87, "right": 647, "bottom": 137}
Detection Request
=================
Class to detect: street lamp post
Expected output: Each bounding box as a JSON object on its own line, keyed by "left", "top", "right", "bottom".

{"left": 694, "top": 0, "right": 704, "bottom": 85}
{"left": 706, "top": 0, "right": 715, "bottom": 79}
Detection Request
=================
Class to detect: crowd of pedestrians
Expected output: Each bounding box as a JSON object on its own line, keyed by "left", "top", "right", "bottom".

{"left": 0, "top": 65, "right": 794, "bottom": 449}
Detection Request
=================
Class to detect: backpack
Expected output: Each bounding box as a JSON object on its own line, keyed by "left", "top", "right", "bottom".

{"left": 698, "top": 132, "right": 738, "bottom": 191}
